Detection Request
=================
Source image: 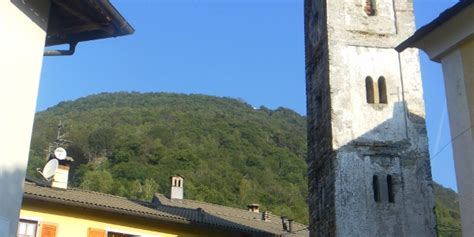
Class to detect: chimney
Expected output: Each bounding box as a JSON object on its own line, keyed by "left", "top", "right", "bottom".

{"left": 52, "top": 164, "right": 69, "bottom": 189}
{"left": 247, "top": 204, "right": 260, "bottom": 213}
{"left": 288, "top": 219, "right": 294, "bottom": 233}
{"left": 281, "top": 216, "right": 288, "bottom": 231}
{"left": 262, "top": 211, "right": 271, "bottom": 222}
{"left": 170, "top": 175, "right": 184, "bottom": 200}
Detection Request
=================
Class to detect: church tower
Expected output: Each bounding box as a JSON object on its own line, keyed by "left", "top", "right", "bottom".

{"left": 304, "top": 0, "right": 436, "bottom": 236}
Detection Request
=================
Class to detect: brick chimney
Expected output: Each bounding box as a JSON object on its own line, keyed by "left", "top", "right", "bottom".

{"left": 170, "top": 175, "right": 184, "bottom": 200}
{"left": 247, "top": 204, "right": 260, "bottom": 213}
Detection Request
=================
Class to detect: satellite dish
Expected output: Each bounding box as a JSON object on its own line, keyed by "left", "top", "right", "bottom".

{"left": 54, "top": 147, "right": 67, "bottom": 160}
{"left": 40, "top": 159, "right": 58, "bottom": 180}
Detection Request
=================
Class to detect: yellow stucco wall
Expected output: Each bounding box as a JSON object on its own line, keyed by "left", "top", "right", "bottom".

{"left": 20, "top": 200, "right": 240, "bottom": 237}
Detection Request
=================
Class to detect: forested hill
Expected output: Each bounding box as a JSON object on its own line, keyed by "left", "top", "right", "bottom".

{"left": 27, "top": 92, "right": 461, "bottom": 230}
{"left": 28, "top": 92, "right": 309, "bottom": 222}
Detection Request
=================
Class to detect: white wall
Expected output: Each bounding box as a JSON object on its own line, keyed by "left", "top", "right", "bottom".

{"left": 441, "top": 41, "right": 474, "bottom": 237}
{"left": 0, "top": 1, "right": 50, "bottom": 236}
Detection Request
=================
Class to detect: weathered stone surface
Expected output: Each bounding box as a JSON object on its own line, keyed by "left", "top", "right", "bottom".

{"left": 304, "top": 0, "right": 437, "bottom": 236}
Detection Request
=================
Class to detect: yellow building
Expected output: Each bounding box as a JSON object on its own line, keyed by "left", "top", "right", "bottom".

{"left": 19, "top": 175, "right": 308, "bottom": 237}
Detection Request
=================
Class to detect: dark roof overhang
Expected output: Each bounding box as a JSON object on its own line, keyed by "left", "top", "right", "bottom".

{"left": 396, "top": 0, "right": 474, "bottom": 52}
{"left": 45, "top": 0, "right": 134, "bottom": 47}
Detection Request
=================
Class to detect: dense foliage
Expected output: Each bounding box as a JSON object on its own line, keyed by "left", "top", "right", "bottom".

{"left": 434, "top": 183, "right": 462, "bottom": 236}
{"left": 28, "top": 92, "right": 308, "bottom": 223}
{"left": 27, "top": 92, "right": 461, "bottom": 230}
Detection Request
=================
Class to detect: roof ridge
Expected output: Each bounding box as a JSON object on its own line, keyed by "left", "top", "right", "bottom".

{"left": 157, "top": 193, "right": 263, "bottom": 214}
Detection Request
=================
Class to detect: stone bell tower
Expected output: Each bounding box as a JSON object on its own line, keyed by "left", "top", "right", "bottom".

{"left": 304, "top": 0, "right": 436, "bottom": 236}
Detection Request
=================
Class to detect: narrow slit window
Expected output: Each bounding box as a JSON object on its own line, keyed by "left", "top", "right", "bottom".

{"left": 378, "top": 76, "right": 387, "bottom": 104}
{"left": 387, "top": 175, "right": 395, "bottom": 203}
{"left": 373, "top": 175, "right": 380, "bottom": 203}
{"left": 366, "top": 76, "right": 374, "bottom": 104}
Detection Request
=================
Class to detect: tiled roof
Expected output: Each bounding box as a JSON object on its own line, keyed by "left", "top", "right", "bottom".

{"left": 23, "top": 181, "right": 188, "bottom": 224}
{"left": 153, "top": 194, "right": 308, "bottom": 237}
{"left": 23, "top": 180, "right": 308, "bottom": 237}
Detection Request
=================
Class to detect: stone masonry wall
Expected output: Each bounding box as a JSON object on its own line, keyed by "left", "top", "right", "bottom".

{"left": 305, "top": 0, "right": 436, "bottom": 236}
{"left": 304, "top": 0, "right": 336, "bottom": 236}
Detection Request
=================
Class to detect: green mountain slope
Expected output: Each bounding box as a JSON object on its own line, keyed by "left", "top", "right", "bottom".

{"left": 27, "top": 92, "right": 461, "bottom": 230}
{"left": 434, "top": 183, "right": 462, "bottom": 236}
{"left": 28, "top": 92, "right": 308, "bottom": 223}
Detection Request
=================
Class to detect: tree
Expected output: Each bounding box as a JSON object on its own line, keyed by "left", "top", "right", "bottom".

{"left": 80, "top": 170, "right": 114, "bottom": 193}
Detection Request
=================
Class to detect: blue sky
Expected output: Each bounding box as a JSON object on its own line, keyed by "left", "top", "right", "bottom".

{"left": 38, "top": 0, "right": 458, "bottom": 191}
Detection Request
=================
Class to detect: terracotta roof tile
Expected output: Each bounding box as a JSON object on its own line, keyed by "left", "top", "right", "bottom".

{"left": 23, "top": 181, "right": 308, "bottom": 236}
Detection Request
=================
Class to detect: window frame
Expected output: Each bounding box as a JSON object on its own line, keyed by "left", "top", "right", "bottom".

{"left": 17, "top": 219, "right": 39, "bottom": 237}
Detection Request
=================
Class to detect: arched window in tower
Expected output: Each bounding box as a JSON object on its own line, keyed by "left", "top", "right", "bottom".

{"left": 373, "top": 175, "right": 380, "bottom": 203}
{"left": 378, "top": 76, "right": 388, "bottom": 104}
{"left": 387, "top": 175, "right": 395, "bottom": 203}
{"left": 365, "top": 76, "right": 375, "bottom": 104}
{"left": 364, "top": 0, "right": 376, "bottom": 16}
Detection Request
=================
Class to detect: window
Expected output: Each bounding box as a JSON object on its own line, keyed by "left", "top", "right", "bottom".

{"left": 88, "top": 228, "right": 106, "bottom": 237}
{"left": 387, "top": 175, "right": 395, "bottom": 203}
{"left": 17, "top": 219, "right": 38, "bottom": 237}
{"left": 107, "top": 231, "right": 139, "bottom": 237}
{"left": 40, "top": 223, "right": 56, "bottom": 237}
{"left": 365, "top": 76, "right": 374, "bottom": 104}
{"left": 378, "top": 76, "right": 387, "bottom": 104}
{"left": 365, "top": 0, "right": 376, "bottom": 16}
{"left": 372, "top": 175, "right": 380, "bottom": 203}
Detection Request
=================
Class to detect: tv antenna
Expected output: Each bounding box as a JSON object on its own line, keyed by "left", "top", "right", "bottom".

{"left": 45, "top": 120, "right": 72, "bottom": 160}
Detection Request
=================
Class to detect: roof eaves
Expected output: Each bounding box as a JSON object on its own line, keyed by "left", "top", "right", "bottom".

{"left": 23, "top": 186, "right": 278, "bottom": 236}
{"left": 99, "top": 0, "right": 135, "bottom": 36}
{"left": 22, "top": 191, "right": 189, "bottom": 224}
{"left": 396, "top": 0, "right": 474, "bottom": 52}
{"left": 45, "top": 0, "right": 134, "bottom": 46}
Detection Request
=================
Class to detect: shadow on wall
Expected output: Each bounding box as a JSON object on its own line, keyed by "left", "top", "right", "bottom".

{"left": 309, "top": 101, "right": 437, "bottom": 236}
{"left": 0, "top": 167, "right": 28, "bottom": 237}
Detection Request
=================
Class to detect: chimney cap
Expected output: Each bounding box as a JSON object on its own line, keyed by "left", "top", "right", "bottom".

{"left": 170, "top": 174, "right": 184, "bottom": 179}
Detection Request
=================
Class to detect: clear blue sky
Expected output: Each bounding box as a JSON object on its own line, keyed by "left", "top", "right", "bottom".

{"left": 38, "top": 0, "right": 458, "bottom": 191}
